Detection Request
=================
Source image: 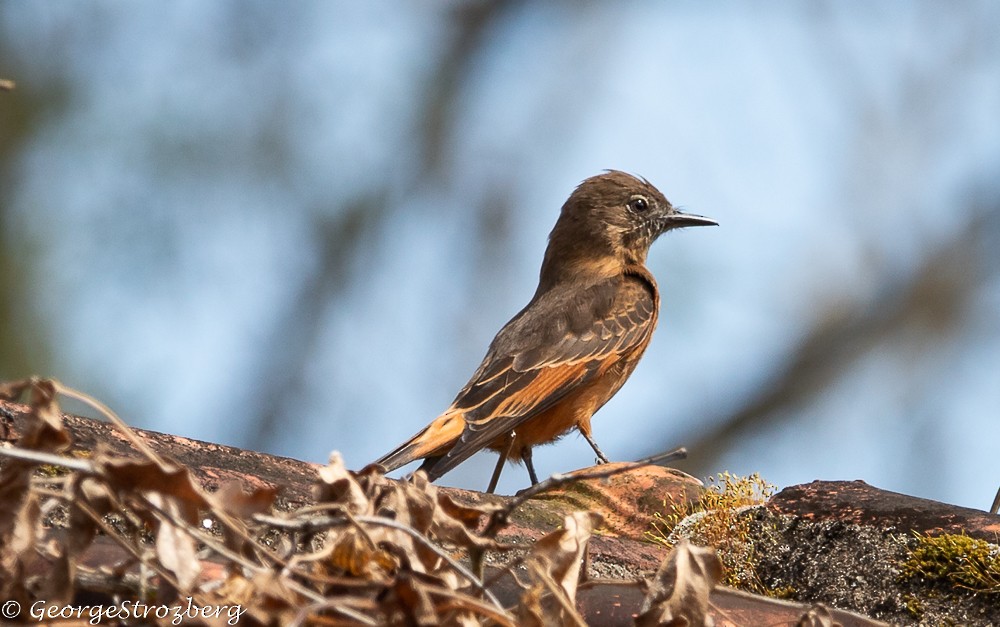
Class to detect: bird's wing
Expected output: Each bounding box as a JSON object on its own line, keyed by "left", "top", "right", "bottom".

{"left": 422, "top": 272, "right": 658, "bottom": 480}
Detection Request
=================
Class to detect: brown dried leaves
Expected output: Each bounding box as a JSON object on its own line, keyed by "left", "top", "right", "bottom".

{"left": 0, "top": 379, "right": 729, "bottom": 625}
{"left": 0, "top": 379, "right": 73, "bottom": 606}
{"left": 636, "top": 540, "right": 723, "bottom": 627}
{"left": 516, "top": 511, "right": 598, "bottom": 627}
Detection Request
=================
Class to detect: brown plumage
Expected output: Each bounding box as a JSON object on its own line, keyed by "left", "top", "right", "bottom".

{"left": 375, "top": 171, "right": 716, "bottom": 491}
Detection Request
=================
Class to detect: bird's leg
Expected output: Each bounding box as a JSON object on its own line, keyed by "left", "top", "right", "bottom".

{"left": 487, "top": 431, "right": 517, "bottom": 494}
{"left": 523, "top": 446, "right": 539, "bottom": 485}
{"left": 581, "top": 429, "right": 611, "bottom": 464}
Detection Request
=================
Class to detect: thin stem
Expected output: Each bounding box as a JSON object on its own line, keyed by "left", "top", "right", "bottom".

{"left": 54, "top": 381, "right": 169, "bottom": 468}
{"left": 255, "top": 512, "right": 503, "bottom": 610}
{"left": 484, "top": 447, "right": 687, "bottom": 537}
{"left": 0, "top": 446, "right": 95, "bottom": 473}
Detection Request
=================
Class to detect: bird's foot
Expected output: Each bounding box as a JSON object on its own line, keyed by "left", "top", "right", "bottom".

{"left": 581, "top": 430, "right": 611, "bottom": 465}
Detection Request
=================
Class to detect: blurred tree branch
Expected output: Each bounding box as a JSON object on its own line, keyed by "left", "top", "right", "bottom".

{"left": 0, "top": 52, "right": 68, "bottom": 380}
{"left": 680, "top": 195, "right": 999, "bottom": 473}
{"left": 667, "top": 8, "right": 1000, "bottom": 477}
{"left": 242, "top": 2, "right": 520, "bottom": 450}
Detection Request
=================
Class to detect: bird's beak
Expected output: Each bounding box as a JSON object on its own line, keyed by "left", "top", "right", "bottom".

{"left": 663, "top": 210, "right": 718, "bottom": 229}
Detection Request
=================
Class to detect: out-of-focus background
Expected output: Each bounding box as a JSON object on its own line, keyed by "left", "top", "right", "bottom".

{"left": 1, "top": 3, "right": 998, "bottom": 505}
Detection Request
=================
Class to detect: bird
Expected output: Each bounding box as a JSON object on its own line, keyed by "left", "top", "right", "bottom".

{"left": 374, "top": 171, "right": 716, "bottom": 492}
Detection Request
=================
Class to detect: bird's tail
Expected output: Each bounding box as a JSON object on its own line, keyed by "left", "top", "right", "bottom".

{"left": 374, "top": 426, "right": 431, "bottom": 473}
{"left": 374, "top": 410, "right": 465, "bottom": 474}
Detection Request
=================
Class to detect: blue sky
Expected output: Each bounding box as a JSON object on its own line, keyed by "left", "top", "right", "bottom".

{"left": 2, "top": 2, "right": 998, "bottom": 506}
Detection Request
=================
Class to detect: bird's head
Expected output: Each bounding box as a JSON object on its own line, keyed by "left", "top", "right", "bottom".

{"left": 541, "top": 171, "right": 716, "bottom": 285}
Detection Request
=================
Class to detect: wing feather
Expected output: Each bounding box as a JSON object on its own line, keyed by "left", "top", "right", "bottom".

{"left": 423, "top": 272, "right": 658, "bottom": 480}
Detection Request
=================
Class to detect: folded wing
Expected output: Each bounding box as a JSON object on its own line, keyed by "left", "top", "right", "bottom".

{"left": 422, "top": 272, "right": 657, "bottom": 480}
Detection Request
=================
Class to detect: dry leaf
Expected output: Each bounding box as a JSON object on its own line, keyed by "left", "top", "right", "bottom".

{"left": 24, "top": 380, "right": 70, "bottom": 450}
{"left": 67, "top": 476, "right": 112, "bottom": 557}
{"left": 635, "top": 540, "right": 722, "bottom": 627}
{"left": 329, "top": 527, "right": 390, "bottom": 577}
{"left": 148, "top": 493, "right": 202, "bottom": 591}
{"left": 530, "top": 511, "right": 597, "bottom": 602}
{"left": 515, "top": 583, "right": 548, "bottom": 627}
{"left": 0, "top": 379, "right": 72, "bottom": 451}
{"left": 314, "top": 451, "right": 370, "bottom": 514}
{"left": 97, "top": 455, "right": 209, "bottom": 523}
{"left": 515, "top": 511, "right": 597, "bottom": 627}
{"left": 394, "top": 573, "right": 439, "bottom": 626}
{"left": 0, "top": 381, "right": 67, "bottom": 606}
{"left": 0, "top": 380, "right": 70, "bottom": 547}
{"left": 0, "top": 493, "right": 40, "bottom": 602}
{"left": 447, "top": 611, "right": 483, "bottom": 627}
{"left": 401, "top": 472, "right": 438, "bottom": 534}
{"left": 36, "top": 549, "right": 73, "bottom": 606}
{"left": 206, "top": 481, "right": 278, "bottom": 559}
{"left": 0, "top": 378, "right": 29, "bottom": 400}
{"left": 0, "top": 455, "right": 33, "bottom": 552}
{"left": 211, "top": 480, "right": 277, "bottom": 519}
{"left": 431, "top": 490, "right": 496, "bottom": 550}
{"left": 372, "top": 482, "right": 431, "bottom": 571}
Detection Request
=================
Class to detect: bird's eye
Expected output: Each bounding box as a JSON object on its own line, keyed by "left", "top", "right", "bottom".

{"left": 628, "top": 196, "right": 650, "bottom": 212}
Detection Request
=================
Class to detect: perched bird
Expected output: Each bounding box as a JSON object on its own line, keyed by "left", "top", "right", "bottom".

{"left": 375, "top": 171, "right": 715, "bottom": 492}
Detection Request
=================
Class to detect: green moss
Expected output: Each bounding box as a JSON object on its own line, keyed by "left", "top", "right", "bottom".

{"left": 901, "top": 532, "right": 1000, "bottom": 594}
{"left": 765, "top": 584, "right": 797, "bottom": 599}
{"left": 902, "top": 593, "right": 925, "bottom": 618}
{"left": 38, "top": 464, "right": 70, "bottom": 477}
{"left": 646, "top": 472, "right": 776, "bottom": 592}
